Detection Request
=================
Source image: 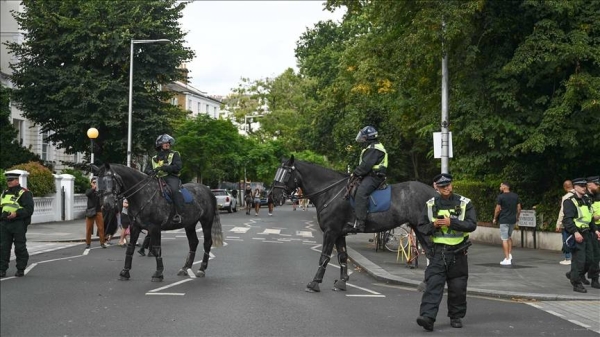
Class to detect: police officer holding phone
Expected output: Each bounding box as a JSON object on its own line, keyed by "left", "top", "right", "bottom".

{"left": 416, "top": 173, "right": 477, "bottom": 331}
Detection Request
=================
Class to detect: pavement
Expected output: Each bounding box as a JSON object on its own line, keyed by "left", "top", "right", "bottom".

{"left": 22, "top": 218, "right": 600, "bottom": 301}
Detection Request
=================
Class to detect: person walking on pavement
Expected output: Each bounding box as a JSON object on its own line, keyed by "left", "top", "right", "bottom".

{"left": 85, "top": 177, "right": 106, "bottom": 249}
{"left": 493, "top": 181, "right": 521, "bottom": 266}
{"left": 556, "top": 180, "right": 574, "bottom": 265}
{"left": 244, "top": 183, "right": 253, "bottom": 215}
{"left": 416, "top": 173, "right": 477, "bottom": 331}
{"left": 0, "top": 172, "right": 34, "bottom": 278}
{"left": 348, "top": 125, "right": 387, "bottom": 233}
{"left": 563, "top": 178, "right": 598, "bottom": 293}
{"left": 145, "top": 134, "right": 184, "bottom": 224}
{"left": 585, "top": 176, "right": 600, "bottom": 289}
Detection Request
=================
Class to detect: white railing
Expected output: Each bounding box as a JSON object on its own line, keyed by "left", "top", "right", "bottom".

{"left": 31, "top": 196, "right": 58, "bottom": 223}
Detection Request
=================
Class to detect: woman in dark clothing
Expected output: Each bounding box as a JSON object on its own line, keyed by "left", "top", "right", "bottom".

{"left": 85, "top": 177, "right": 106, "bottom": 249}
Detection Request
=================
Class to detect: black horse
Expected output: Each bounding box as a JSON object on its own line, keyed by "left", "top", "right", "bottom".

{"left": 272, "top": 156, "right": 436, "bottom": 292}
{"left": 96, "top": 163, "right": 223, "bottom": 282}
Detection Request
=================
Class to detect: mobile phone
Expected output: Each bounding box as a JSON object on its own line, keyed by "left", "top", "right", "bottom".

{"left": 437, "top": 215, "right": 445, "bottom": 219}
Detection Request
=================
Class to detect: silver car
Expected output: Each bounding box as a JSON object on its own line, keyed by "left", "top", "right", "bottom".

{"left": 211, "top": 189, "right": 237, "bottom": 213}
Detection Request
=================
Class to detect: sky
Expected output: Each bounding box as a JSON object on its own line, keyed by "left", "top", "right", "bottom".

{"left": 179, "top": 1, "right": 345, "bottom": 97}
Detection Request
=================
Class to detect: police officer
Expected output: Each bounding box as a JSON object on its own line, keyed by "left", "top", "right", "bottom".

{"left": 0, "top": 172, "right": 34, "bottom": 278}
{"left": 585, "top": 176, "right": 600, "bottom": 289}
{"left": 349, "top": 125, "right": 387, "bottom": 232}
{"left": 563, "top": 177, "right": 598, "bottom": 293}
{"left": 145, "top": 134, "right": 184, "bottom": 223}
{"left": 416, "top": 173, "right": 477, "bottom": 331}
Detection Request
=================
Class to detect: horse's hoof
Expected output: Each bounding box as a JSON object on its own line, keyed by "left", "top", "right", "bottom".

{"left": 195, "top": 270, "right": 206, "bottom": 278}
{"left": 151, "top": 277, "right": 163, "bottom": 282}
{"left": 177, "top": 269, "right": 187, "bottom": 276}
{"left": 305, "top": 282, "right": 320, "bottom": 293}
{"left": 332, "top": 279, "right": 347, "bottom": 291}
{"left": 119, "top": 270, "right": 130, "bottom": 280}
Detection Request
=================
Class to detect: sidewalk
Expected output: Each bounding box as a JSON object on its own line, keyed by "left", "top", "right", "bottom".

{"left": 25, "top": 220, "right": 600, "bottom": 301}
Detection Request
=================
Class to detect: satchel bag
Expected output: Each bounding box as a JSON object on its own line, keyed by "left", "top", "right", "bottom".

{"left": 85, "top": 207, "right": 97, "bottom": 218}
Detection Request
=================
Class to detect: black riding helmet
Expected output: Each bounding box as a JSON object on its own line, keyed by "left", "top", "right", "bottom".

{"left": 355, "top": 126, "right": 378, "bottom": 143}
{"left": 155, "top": 134, "right": 175, "bottom": 150}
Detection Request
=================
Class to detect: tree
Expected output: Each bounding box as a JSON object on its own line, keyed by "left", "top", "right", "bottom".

{"left": 7, "top": 0, "right": 194, "bottom": 165}
{"left": 0, "top": 83, "right": 41, "bottom": 169}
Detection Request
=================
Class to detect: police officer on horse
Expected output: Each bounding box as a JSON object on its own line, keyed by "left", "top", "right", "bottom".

{"left": 349, "top": 125, "right": 388, "bottom": 232}
{"left": 0, "top": 172, "right": 34, "bottom": 278}
{"left": 145, "top": 134, "right": 184, "bottom": 224}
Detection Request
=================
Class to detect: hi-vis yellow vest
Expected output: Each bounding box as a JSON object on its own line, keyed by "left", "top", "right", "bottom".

{"left": 569, "top": 196, "right": 593, "bottom": 229}
{"left": 151, "top": 151, "right": 180, "bottom": 178}
{"left": 359, "top": 143, "right": 388, "bottom": 171}
{"left": 592, "top": 199, "right": 600, "bottom": 225}
{"left": 426, "top": 196, "right": 470, "bottom": 245}
{"left": 1, "top": 189, "right": 25, "bottom": 213}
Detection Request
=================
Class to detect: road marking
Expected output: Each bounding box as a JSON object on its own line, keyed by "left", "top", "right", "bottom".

{"left": 230, "top": 227, "right": 250, "bottom": 234}
{"left": 147, "top": 278, "right": 194, "bottom": 295}
{"left": 296, "top": 231, "right": 313, "bottom": 238}
{"left": 526, "top": 301, "right": 600, "bottom": 334}
{"left": 346, "top": 294, "right": 386, "bottom": 298}
{"left": 259, "top": 228, "right": 281, "bottom": 235}
{"left": 568, "top": 320, "right": 590, "bottom": 328}
{"left": 146, "top": 293, "right": 185, "bottom": 296}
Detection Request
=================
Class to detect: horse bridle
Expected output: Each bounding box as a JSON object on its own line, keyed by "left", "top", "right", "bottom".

{"left": 273, "top": 164, "right": 348, "bottom": 200}
{"left": 98, "top": 168, "right": 158, "bottom": 221}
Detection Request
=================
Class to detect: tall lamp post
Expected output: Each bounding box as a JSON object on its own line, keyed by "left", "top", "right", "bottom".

{"left": 87, "top": 127, "right": 99, "bottom": 177}
{"left": 127, "top": 38, "right": 171, "bottom": 167}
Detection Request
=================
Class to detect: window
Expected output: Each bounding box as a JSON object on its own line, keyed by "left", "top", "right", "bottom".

{"left": 41, "top": 131, "right": 51, "bottom": 160}
{"left": 188, "top": 99, "right": 192, "bottom": 110}
{"left": 198, "top": 102, "right": 201, "bottom": 113}
{"left": 170, "top": 97, "right": 178, "bottom": 106}
{"left": 206, "top": 104, "right": 209, "bottom": 114}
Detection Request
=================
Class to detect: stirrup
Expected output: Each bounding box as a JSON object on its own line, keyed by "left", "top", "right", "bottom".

{"left": 172, "top": 213, "right": 182, "bottom": 223}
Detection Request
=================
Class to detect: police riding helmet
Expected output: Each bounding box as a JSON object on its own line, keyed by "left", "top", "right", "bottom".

{"left": 155, "top": 134, "right": 175, "bottom": 149}
{"left": 355, "top": 126, "right": 378, "bottom": 143}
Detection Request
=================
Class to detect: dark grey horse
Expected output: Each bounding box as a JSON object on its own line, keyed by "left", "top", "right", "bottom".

{"left": 272, "top": 156, "right": 436, "bottom": 292}
{"left": 96, "top": 163, "right": 223, "bottom": 282}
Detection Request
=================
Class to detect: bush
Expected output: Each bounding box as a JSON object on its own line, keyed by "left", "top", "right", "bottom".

{"left": 0, "top": 168, "right": 6, "bottom": 191}
{"left": 9, "top": 161, "right": 55, "bottom": 196}
{"left": 452, "top": 180, "right": 499, "bottom": 223}
{"left": 61, "top": 168, "right": 90, "bottom": 193}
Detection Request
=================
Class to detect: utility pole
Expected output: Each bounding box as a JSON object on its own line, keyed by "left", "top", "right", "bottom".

{"left": 441, "top": 19, "right": 449, "bottom": 174}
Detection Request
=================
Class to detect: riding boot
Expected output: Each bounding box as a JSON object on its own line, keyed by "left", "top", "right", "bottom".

{"left": 172, "top": 192, "right": 184, "bottom": 223}
{"left": 591, "top": 278, "right": 600, "bottom": 289}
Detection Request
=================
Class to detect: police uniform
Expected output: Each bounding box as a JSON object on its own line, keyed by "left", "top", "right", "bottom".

{"left": 585, "top": 176, "right": 600, "bottom": 289}
{"left": 351, "top": 126, "right": 388, "bottom": 232}
{"left": 145, "top": 134, "right": 184, "bottom": 223}
{"left": 416, "top": 173, "right": 477, "bottom": 331}
{"left": 0, "top": 173, "right": 34, "bottom": 277}
{"left": 563, "top": 177, "right": 598, "bottom": 293}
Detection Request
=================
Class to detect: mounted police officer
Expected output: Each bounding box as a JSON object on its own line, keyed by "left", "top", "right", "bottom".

{"left": 349, "top": 125, "right": 387, "bottom": 232}
{"left": 0, "top": 172, "right": 34, "bottom": 278}
{"left": 145, "top": 134, "right": 184, "bottom": 224}
{"left": 563, "top": 177, "right": 598, "bottom": 293}
{"left": 416, "top": 173, "right": 477, "bottom": 331}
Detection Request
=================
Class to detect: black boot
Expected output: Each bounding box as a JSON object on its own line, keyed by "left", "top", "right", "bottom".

{"left": 15, "top": 270, "right": 24, "bottom": 277}
{"left": 581, "top": 277, "right": 590, "bottom": 285}
{"left": 450, "top": 318, "right": 463, "bottom": 328}
{"left": 137, "top": 248, "right": 146, "bottom": 256}
{"left": 572, "top": 282, "right": 587, "bottom": 293}
{"left": 591, "top": 278, "right": 600, "bottom": 289}
{"left": 416, "top": 316, "right": 434, "bottom": 331}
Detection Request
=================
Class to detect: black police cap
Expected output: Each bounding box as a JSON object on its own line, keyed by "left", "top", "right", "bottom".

{"left": 572, "top": 177, "right": 587, "bottom": 186}
{"left": 587, "top": 176, "right": 599, "bottom": 184}
{"left": 433, "top": 173, "right": 453, "bottom": 187}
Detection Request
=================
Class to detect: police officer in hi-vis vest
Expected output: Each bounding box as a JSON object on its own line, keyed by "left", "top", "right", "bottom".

{"left": 563, "top": 177, "right": 598, "bottom": 293}
{"left": 416, "top": 173, "right": 477, "bottom": 331}
{"left": 349, "top": 125, "right": 387, "bottom": 232}
{"left": 145, "top": 134, "right": 184, "bottom": 223}
{"left": 0, "top": 172, "right": 34, "bottom": 278}
{"left": 585, "top": 176, "right": 600, "bottom": 289}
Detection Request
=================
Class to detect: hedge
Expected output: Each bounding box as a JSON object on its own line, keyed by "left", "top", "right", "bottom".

{"left": 9, "top": 161, "right": 55, "bottom": 197}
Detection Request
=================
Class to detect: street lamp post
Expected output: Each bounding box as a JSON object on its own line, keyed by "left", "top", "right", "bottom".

{"left": 87, "top": 127, "right": 99, "bottom": 177}
{"left": 127, "top": 38, "right": 171, "bottom": 167}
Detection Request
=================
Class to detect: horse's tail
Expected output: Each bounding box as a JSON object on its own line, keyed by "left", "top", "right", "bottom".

{"left": 211, "top": 207, "right": 224, "bottom": 247}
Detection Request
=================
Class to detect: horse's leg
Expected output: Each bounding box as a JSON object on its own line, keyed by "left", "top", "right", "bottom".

{"left": 333, "top": 236, "right": 349, "bottom": 291}
{"left": 150, "top": 226, "right": 164, "bottom": 282}
{"left": 177, "top": 226, "right": 200, "bottom": 277}
{"left": 306, "top": 232, "right": 336, "bottom": 293}
{"left": 120, "top": 223, "right": 142, "bottom": 280}
{"left": 196, "top": 220, "right": 213, "bottom": 278}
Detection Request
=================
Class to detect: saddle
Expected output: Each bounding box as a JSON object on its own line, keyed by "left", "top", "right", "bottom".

{"left": 157, "top": 178, "right": 193, "bottom": 204}
{"left": 346, "top": 176, "right": 391, "bottom": 213}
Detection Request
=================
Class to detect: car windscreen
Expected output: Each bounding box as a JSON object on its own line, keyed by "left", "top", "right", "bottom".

{"left": 212, "top": 191, "right": 227, "bottom": 196}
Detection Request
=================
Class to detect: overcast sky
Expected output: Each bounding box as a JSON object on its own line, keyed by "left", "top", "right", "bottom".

{"left": 179, "top": 1, "right": 344, "bottom": 96}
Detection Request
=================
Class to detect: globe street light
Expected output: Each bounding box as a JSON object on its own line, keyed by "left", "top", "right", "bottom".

{"left": 87, "top": 127, "right": 99, "bottom": 176}
{"left": 127, "top": 38, "right": 171, "bottom": 167}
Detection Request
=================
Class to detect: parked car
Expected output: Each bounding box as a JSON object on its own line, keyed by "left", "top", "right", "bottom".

{"left": 211, "top": 189, "right": 237, "bottom": 213}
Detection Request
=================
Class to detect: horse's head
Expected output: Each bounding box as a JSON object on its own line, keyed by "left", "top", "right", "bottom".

{"left": 272, "top": 155, "right": 300, "bottom": 203}
{"left": 96, "top": 163, "right": 123, "bottom": 213}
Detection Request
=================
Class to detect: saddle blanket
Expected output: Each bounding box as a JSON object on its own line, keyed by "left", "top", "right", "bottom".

{"left": 163, "top": 187, "right": 194, "bottom": 204}
{"left": 349, "top": 185, "right": 391, "bottom": 213}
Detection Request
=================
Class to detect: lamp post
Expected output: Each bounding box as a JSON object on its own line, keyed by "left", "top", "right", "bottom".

{"left": 127, "top": 38, "right": 171, "bottom": 167}
{"left": 87, "top": 127, "right": 99, "bottom": 177}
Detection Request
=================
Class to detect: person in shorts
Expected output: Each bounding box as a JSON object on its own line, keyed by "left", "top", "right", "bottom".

{"left": 493, "top": 181, "right": 521, "bottom": 266}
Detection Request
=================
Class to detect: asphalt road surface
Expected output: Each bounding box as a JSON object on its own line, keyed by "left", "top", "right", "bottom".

{"left": 1, "top": 206, "right": 598, "bottom": 336}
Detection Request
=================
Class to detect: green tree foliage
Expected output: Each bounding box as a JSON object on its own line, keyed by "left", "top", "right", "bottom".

{"left": 7, "top": 0, "right": 194, "bottom": 165}
{"left": 10, "top": 161, "right": 55, "bottom": 196}
{"left": 0, "top": 84, "right": 41, "bottom": 169}
{"left": 61, "top": 168, "right": 90, "bottom": 193}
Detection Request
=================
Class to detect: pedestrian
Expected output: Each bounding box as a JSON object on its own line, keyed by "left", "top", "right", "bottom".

{"left": 556, "top": 180, "right": 574, "bottom": 265}
{"left": 118, "top": 199, "right": 131, "bottom": 247}
{"left": 137, "top": 230, "right": 154, "bottom": 257}
{"left": 563, "top": 177, "right": 598, "bottom": 293}
{"left": 0, "top": 172, "right": 34, "bottom": 278}
{"left": 144, "top": 134, "right": 184, "bottom": 224}
{"left": 416, "top": 173, "right": 477, "bottom": 331}
{"left": 267, "top": 190, "right": 274, "bottom": 216}
{"left": 292, "top": 189, "right": 298, "bottom": 211}
{"left": 244, "top": 183, "right": 253, "bottom": 215}
{"left": 348, "top": 125, "right": 387, "bottom": 233}
{"left": 85, "top": 177, "right": 106, "bottom": 249}
{"left": 103, "top": 208, "right": 119, "bottom": 245}
{"left": 585, "top": 176, "right": 600, "bottom": 289}
{"left": 493, "top": 181, "right": 521, "bottom": 266}
{"left": 299, "top": 187, "right": 308, "bottom": 211}
{"left": 253, "top": 187, "right": 261, "bottom": 216}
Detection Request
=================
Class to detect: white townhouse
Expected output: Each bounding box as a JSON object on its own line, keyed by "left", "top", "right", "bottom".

{"left": 165, "top": 80, "right": 222, "bottom": 119}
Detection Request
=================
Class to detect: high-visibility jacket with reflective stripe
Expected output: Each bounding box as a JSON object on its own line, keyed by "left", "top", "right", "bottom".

{"left": 152, "top": 151, "right": 181, "bottom": 177}
{"left": 568, "top": 196, "right": 593, "bottom": 229}
{"left": 1, "top": 189, "right": 25, "bottom": 213}
{"left": 359, "top": 143, "right": 388, "bottom": 171}
{"left": 426, "top": 195, "right": 470, "bottom": 245}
